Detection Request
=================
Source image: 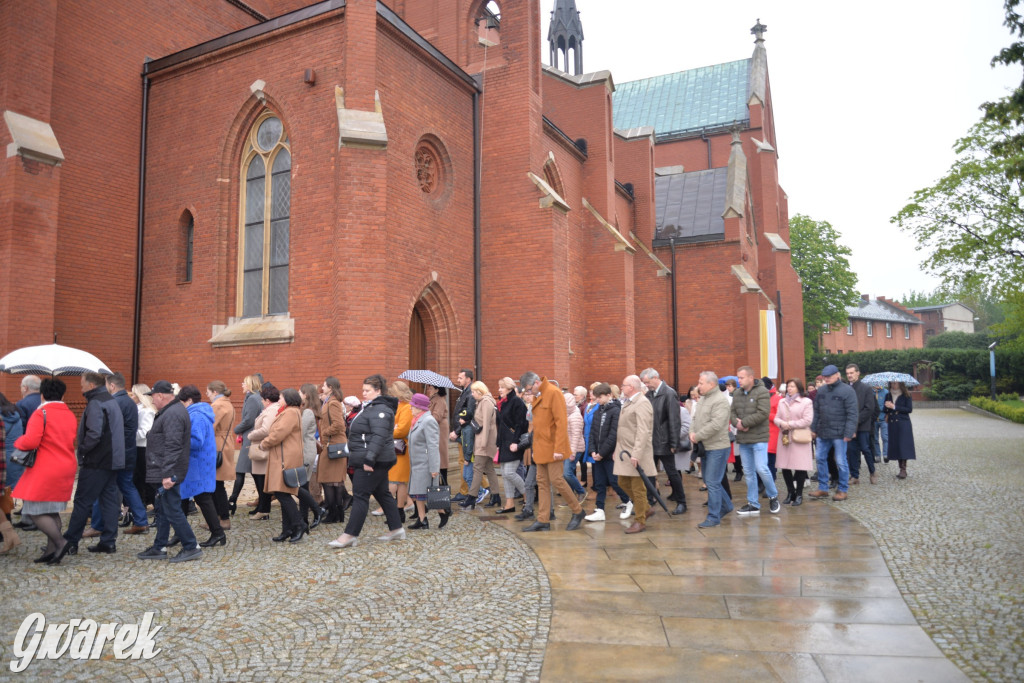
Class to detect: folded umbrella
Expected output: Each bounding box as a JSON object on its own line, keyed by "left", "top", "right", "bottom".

{"left": 618, "top": 450, "right": 670, "bottom": 513}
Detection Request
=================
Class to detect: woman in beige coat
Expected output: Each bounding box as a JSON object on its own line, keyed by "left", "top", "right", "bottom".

{"left": 461, "top": 381, "right": 498, "bottom": 510}
{"left": 246, "top": 383, "right": 280, "bottom": 520}
{"left": 258, "top": 388, "right": 306, "bottom": 543}
{"left": 317, "top": 377, "right": 349, "bottom": 524}
{"left": 206, "top": 381, "right": 236, "bottom": 530}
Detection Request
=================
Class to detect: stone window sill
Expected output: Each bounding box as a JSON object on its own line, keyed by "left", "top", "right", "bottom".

{"left": 209, "top": 315, "right": 294, "bottom": 348}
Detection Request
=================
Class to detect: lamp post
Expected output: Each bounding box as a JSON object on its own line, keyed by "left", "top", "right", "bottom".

{"left": 989, "top": 341, "right": 998, "bottom": 400}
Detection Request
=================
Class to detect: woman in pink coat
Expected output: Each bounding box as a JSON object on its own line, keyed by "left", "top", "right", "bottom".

{"left": 773, "top": 378, "right": 814, "bottom": 506}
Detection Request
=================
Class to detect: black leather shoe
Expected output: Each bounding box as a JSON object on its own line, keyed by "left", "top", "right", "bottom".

{"left": 672, "top": 503, "right": 687, "bottom": 515}
{"left": 522, "top": 521, "right": 550, "bottom": 532}
{"left": 87, "top": 542, "right": 116, "bottom": 554}
{"left": 408, "top": 517, "right": 429, "bottom": 530}
{"left": 288, "top": 526, "right": 307, "bottom": 543}
{"left": 733, "top": 472, "right": 743, "bottom": 482}
{"left": 791, "top": 495, "right": 803, "bottom": 506}
{"left": 309, "top": 508, "right": 323, "bottom": 530}
{"left": 495, "top": 507, "right": 517, "bottom": 514}
{"left": 199, "top": 534, "right": 227, "bottom": 548}
{"left": 47, "top": 542, "right": 75, "bottom": 565}
{"left": 459, "top": 497, "right": 476, "bottom": 510}
{"left": 565, "top": 511, "right": 585, "bottom": 531}
{"left": 782, "top": 493, "right": 794, "bottom": 504}
{"left": 34, "top": 552, "right": 56, "bottom": 564}
{"left": 438, "top": 511, "right": 450, "bottom": 529}
{"left": 272, "top": 531, "right": 291, "bottom": 542}
{"left": 228, "top": 500, "right": 238, "bottom": 516}
{"left": 484, "top": 494, "right": 502, "bottom": 508}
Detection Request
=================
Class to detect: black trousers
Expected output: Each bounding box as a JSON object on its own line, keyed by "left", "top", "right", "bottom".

{"left": 194, "top": 492, "right": 223, "bottom": 535}
{"left": 213, "top": 481, "right": 230, "bottom": 519}
{"left": 275, "top": 492, "right": 300, "bottom": 533}
{"left": 252, "top": 474, "right": 272, "bottom": 513}
{"left": 297, "top": 483, "right": 318, "bottom": 521}
{"left": 654, "top": 453, "right": 686, "bottom": 504}
{"left": 64, "top": 468, "right": 120, "bottom": 546}
{"left": 344, "top": 465, "right": 401, "bottom": 537}
{"left": 134, "top": 447, "right": 155, "bottom": 507}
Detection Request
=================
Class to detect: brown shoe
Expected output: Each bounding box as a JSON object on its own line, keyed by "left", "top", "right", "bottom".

{"left": 808, "top": 490, "right": 829, "bottom": 499}
{"left": 850, "top": 478, "right": 859, "bottom": 485}
{"left": 644, "top": 509, "right": 656, "bottom": 519}
{"left": 83, "top": 528, "right": 101, "bottom": 538}
{"left": 123, "top": 525, "right": 149, "bottom": 535}
{"left": 870, "top": 473, "right": 878, "bottom": 485}
{"left": 832, "top": 491, "right": 848, "bottom": 501}
{"left": 624, "top": 522, "right": 646, "bottom": 534}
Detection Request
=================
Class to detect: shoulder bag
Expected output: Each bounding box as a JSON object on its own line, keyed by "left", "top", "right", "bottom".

{"left": 11, "top": 409, "right": 46, "bottom": 468}
{"left": 791, "top": 428, "right": 812, "bottom": 444}
{"left": 426, "top": 475, "right": 451, "bottom": 512}
{"left": 216, "top": 421, "right": 232, "bottom": 469}
{"left": 324, "top": 402, "right": 348, "bottom": 459}
{"left": 281, "top": 445, "right": 308, "bottom": 488}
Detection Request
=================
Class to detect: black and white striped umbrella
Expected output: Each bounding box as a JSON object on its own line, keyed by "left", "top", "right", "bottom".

{"left": 0, "top": 343, "right": 111, "bottom": 376}
{"left": 398, "top": 370, "right": 460, "bottom": 391}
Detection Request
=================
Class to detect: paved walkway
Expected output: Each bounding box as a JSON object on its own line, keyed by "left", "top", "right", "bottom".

{"left": 1, "top": 408, "right": 1019, "bottom": 680}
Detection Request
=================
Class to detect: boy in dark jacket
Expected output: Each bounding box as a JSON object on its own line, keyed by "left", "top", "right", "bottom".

{"left": 584, "top": 383, "right": 631, "bottom": 522}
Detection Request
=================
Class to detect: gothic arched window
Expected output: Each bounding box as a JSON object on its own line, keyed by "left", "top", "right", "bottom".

{"left": 238, "top": 113, "right": 290, "bottom": 318}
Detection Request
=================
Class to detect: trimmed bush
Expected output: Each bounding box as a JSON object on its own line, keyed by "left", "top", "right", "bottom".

{"left": 969, "top": 397, "right": 1024, "bottom": 424}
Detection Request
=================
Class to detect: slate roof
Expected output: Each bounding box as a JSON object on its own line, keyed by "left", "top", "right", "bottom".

{"left": 847, "top": 299, "right": 922, "bottom": 324}
{"left": 910, "top": 302, "right": 976, "bottom": 314}
{"left": 653, "top": 168, "right": 728, "bottom": 244}
{"left": 612, "top": 59, "right": 751, "bottom": 137}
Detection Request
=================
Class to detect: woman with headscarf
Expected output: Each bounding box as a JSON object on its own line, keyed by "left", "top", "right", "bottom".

{"left": 229, "top": 374, "right": 264, "bottom": 514}
{"left": 259, "top": 388, "right": 307, "bottom": 542}
{"left": 406, "top": 393, "right": 445, "bottom": 529}
{"left": 317, "top": 377, "right": 349, "bottom": 525}
{"left": 328, "top": 374, "right": 403, "bottom": 548}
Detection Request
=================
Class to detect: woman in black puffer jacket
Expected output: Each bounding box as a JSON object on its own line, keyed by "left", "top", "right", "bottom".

{"left": 328, "top": 374, "right": 404, "bottom": 548}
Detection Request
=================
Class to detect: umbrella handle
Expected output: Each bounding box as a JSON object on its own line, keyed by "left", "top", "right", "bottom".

{"left": 618, "top": 450, "right": 631, "bottom": 461}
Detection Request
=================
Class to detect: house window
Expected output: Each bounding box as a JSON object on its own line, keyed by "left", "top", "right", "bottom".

{"left": 886, "top": 322, "right": 892, "bottom": 338}
{"left": 238, "top": 114, "right": 290, "bottom": 318}
{"left": 905, "top": 324, "right": 910, "bottom": 339}
{"left": 823, "top": 322, "right": 830, "bottom": 334}
{"left": 867, "top": 321, "right": 874, "bottom": 337}
{"left": 846, "top": 322, "right": 853, "bottom": 335}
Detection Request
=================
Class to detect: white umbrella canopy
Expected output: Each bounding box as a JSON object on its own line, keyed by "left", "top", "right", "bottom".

{"left": 0, "top": 343, "right": 112, "bottom": 376}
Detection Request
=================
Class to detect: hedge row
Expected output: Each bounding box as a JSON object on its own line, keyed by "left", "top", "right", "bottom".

{"left": 819, "top": 348, "right": 1024, "bottom": 393}
{"left": 968, "top": 397, "right": 1024, "bottom": 424}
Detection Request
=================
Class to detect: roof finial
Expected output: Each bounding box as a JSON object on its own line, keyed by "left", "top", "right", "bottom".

{"left": 750, "top": 18, "right": 767, "bottom": 43}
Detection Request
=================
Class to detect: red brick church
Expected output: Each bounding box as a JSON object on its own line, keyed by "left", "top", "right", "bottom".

{"left": 0, "top": 0, "right": 804, "bottom": 400}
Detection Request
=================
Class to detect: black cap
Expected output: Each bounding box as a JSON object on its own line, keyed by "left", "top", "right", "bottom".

{"left": 146, "top": 380, "right": 175, "bottom": 395}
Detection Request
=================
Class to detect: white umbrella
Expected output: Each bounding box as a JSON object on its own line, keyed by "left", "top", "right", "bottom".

{"left": 0, "top": 343, "right": 111, "bottom": 376}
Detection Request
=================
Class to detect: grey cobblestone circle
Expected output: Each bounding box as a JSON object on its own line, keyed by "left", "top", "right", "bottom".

{"left": 833, "top": 409, "right": 1024, "bottom": 683}
{"left": 0, "top": 512, "right": 549, "bottom": 681}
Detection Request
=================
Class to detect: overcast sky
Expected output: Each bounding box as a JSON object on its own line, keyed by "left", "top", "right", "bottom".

{"left": 538, "top": 0, "right": 1019, "bottom": 301}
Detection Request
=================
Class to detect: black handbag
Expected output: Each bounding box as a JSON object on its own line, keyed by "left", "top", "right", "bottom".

{"left": 426, "top": 476, "right": 451, "bottom": 512}
{"left": 327, "top": 443, "right": 347, "bottom": 459}
{"left": 11, "top": 409, "right": 45, "bottom": 468}
{"left": 215, "top": 425, "right": 231, "bottom": 469}
{"left": 280, "top": 446, "right": 309, "bottom": 488}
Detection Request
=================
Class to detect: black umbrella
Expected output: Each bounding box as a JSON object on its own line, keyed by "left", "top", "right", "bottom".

{"left": 618, "top": 450, "right": 670, "bottom": 512}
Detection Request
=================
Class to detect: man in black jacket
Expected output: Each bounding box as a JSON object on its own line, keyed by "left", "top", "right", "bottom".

{"left": 584, "top": 383, "right": 631, "bottom": 522}
{"left": 63, "top": 371, "right": 125, "bottom": 554}
{"left": 137, "top": 380, "right": 201, "bottom": 563}
{"left": 845, "top": 364, "right": 879, "bottom": 485}
{"left": 640, "top": 368, "right": 686, "bottom": 514}
{"left": 449, "top": 369, "right": 480, "bottom": 503}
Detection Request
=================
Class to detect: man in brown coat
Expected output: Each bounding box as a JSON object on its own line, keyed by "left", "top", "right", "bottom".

{"left": 519, "top": 371, "right": 585, "bottom": 532}
{"left": 613, "top": 375, "right": 655, "bottom": 534}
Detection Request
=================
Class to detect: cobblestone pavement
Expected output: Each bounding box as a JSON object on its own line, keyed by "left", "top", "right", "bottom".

{"left": 0, "top": 496, "right": 549, "bottom": 681}
{"left": 835, "top": 409, "right": 1024, "bottom": 682}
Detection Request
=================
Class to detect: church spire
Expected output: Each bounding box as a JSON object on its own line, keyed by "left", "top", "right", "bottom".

{"left": 548, "top": 0, "right": 584, "bottom": 75}
{"left": 748, "top": 18, "right": 768, "bottom": 106}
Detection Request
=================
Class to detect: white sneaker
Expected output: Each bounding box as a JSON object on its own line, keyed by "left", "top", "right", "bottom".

{"left": 378, "top": 527, "right": 406, "bottom": 542}
{"left": 371, "top": 508, "right": 384, "bottom": 516}
{"left": 619, "top": 501, "right": 634, "bottom": 519}
{"left": 584, "top": 509, "right": 605, "bottom": 522}
{"left": 328, "top": 537, "right": 359, "bottom": 548}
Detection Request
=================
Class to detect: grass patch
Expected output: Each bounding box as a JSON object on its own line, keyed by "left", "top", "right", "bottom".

{"left": 969, "top": 397, "right": 1024, "bottom": 424}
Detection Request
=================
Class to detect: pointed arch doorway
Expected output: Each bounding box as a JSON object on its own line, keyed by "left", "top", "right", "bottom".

{"left": 406, "top": 281, "right": 456, "bottom": 398}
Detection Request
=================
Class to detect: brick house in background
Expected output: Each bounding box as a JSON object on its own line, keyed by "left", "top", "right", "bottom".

{"left": 822, "top": 295, "right": 924, "bottom": 354}
{"left": 911, "top": 303, "right": 976, "bottom": 338}
{"left": 1, "top": 0, "right": 804, "bottom": 405}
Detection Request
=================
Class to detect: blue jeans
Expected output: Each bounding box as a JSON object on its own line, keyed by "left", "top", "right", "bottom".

{"left": 562, "top": 452, "right": 585, "bottom": 496}
{"left": 91, "top": 468, "right": 149, "bottom": 530}
{"left": 875, "top": 420, "right": 889, "bottom": 458}
{"left": 737, "top": 441, "right": 777, "bottom": 508}
{"left": 153, "top": 483, "right": 198, "bottom": 551}
{"left": 815, "top": 438, "right": 850, "bottom": 493}
{"left": 701, "top": 447, "right": 733, "bottom": 524}
{"left": 846, "top": 430, "right": 875, "bottom": 479}
{"left": 591, "top": 456, "right": 629, "bottom": 510}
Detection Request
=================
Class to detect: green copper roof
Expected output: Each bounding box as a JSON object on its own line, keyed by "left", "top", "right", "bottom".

{"left": 613, "top": 59, "right": 751, "bottom": 136}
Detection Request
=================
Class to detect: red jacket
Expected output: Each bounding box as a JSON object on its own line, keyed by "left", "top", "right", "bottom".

{"left": 767, "top": 388, "right": 780, "bottom": 453}
{"left": 13, "top": 401, "right": 79, "bottom": 503}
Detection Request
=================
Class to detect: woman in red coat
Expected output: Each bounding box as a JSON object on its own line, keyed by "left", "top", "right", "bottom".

{"left": 13, "top": 378, "right": 79, "bottom": 564}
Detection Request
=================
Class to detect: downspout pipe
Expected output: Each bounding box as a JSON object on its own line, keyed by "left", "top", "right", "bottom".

{"left": 132, "top": 62, "right": 151, "bottom": 386}
{"left": 701, "top": 127, "right": 711, "bottom": 169}
{"left": 473, "top": 85, "right": 482, "bottom": 381}
{"left": 670, "top": 238, "right": 679, "bottom": 392}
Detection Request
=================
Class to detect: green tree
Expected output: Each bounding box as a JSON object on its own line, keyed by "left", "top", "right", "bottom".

{"left": 982, "top": 0, "right": 1024, "bottom": 180}
{"left": 892, "top": 117, "right": 1024, "bottom": 345}
{"left": 789, "top": 214, "right": 860, "bottom": 363}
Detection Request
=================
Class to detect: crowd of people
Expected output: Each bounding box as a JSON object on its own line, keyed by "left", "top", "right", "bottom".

{"left": 0, "top": 361, "right": 918, "bottom": 561}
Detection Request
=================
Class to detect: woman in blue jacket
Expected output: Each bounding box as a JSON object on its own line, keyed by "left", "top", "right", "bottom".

{"left": 177, "top": 385, "right": 224, "bottom": 547}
